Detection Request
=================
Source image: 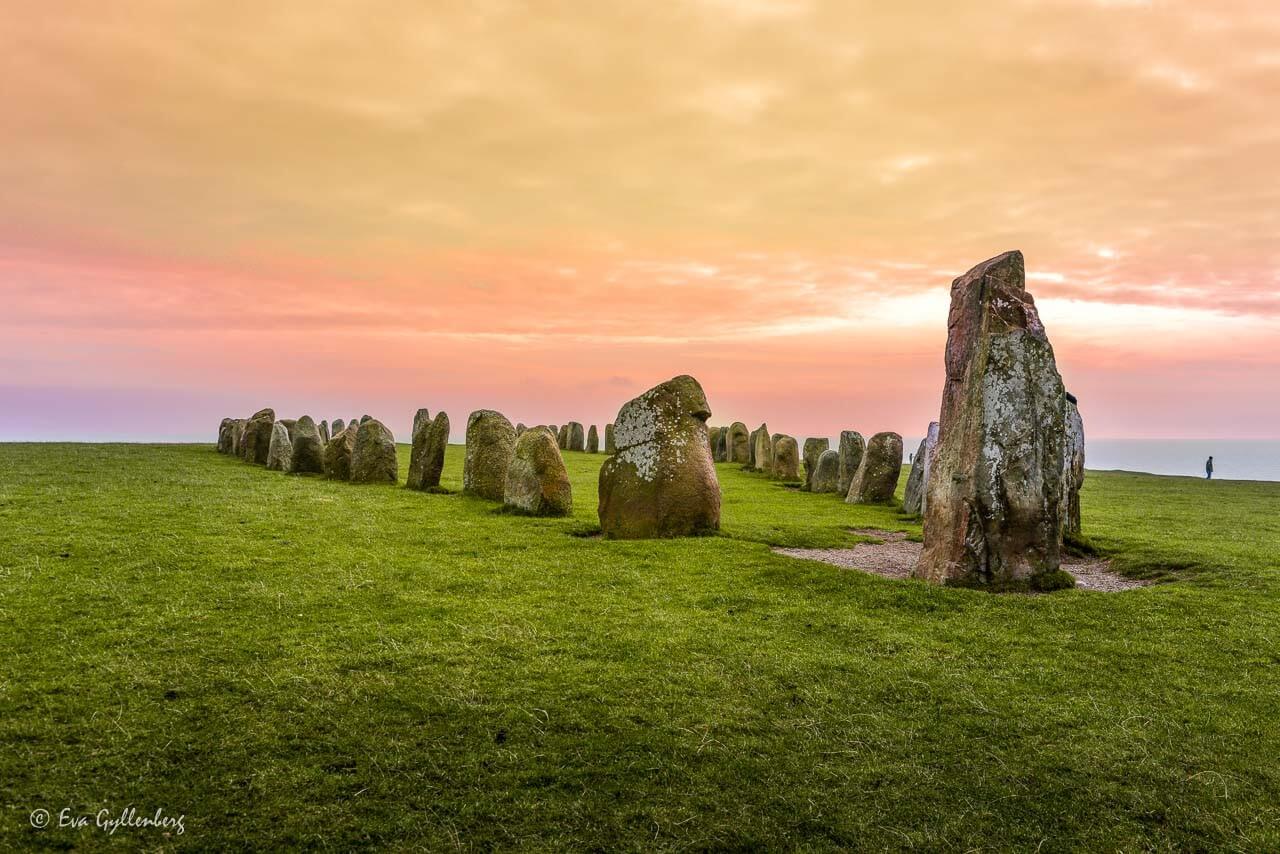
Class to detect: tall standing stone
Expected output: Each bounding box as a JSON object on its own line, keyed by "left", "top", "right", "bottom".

{"left": 332, "top": 418, "right": 346, "bottom": 436}
{"left": 413, "top": 408, "right": 431, "bottom": 439}
{"left": 605, "top": 423, "right": 616, "bottom": 455}
{"left": 241, "top": 408, "right": 276, "bottom": 465}
{"left": 837, "top": 431, "right": 865, "bottom": 496}
{"left": 846, "top": 432, "right": 903, "bottom": 504}
{"left": 802, "top": 438, "right": 830, "bottom": 491}
{"left": 464, "top": 410, "right": 517, "bottom": 501}
{"left": 586, "top": 424, "right": 599, "bottom": 453}
{"left": 288, "top": 416, "right": 327, "bottom": 474}
{"left": 231, "top": 419, "right": 248, "bottom": 457}
{"left": 598, "top": 375, "right": 720, "bottom": 539}
{"left": 323, "top": 422, "right": 359, "bottom": 481}
{"left": 902, "top": 423, "right": 939, "bottom": 515}
{"left": 319, "top": 420, "right": 330, "bottom": 444}
{"left": 568, "top": 422, "right": 586, "bottom": 452}
{"left": 279, "top": 418, "right": 298, "bottom": 444}
{"left": 351, "top": 419, "right": 398, "bottom": 484}
{"left": 714, "top": 426, "right": 729, "bottom": 463}
{"left": 266, "top": 422, "right": 293, "bottom": 471}
{"left": 407, "top": 412, "right": 450, "bottom": 491}
{"left": 516, "top": 423, "right": 527, "bottom": 436}
{"left": 557, "top": 424, "right": 570, "bottom": 450}
{"left": 727, "top": 422, "right": 751, "bottom": 465}
{"left": 752, "top": 425, "right": 773, "bottom": 474}
{"left": 216, "top": 418, "right": 234, "bottom": 453}
{"left": 914, "top": 251, "right": 1071, "bottom": 590}
{"left": 1062, "top": 395, "right": 1085, "bottom": 539}
{"left": 811, "top": 450, "right": 840, "bottom": 493}
{"left": 504, "top": 427, "right": 573, "bottom": 516}
{"left": 770, "top": 436, "right": 800, "bottom": 480}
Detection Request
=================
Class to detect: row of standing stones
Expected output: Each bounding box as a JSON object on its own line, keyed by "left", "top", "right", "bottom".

{"left": 215, "top": 251, "right": 1085, "bottom": 590}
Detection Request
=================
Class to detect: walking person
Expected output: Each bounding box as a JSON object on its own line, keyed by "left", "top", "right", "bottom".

{"left": 1205, "top": 455, "right": 1214, "bottom": 480}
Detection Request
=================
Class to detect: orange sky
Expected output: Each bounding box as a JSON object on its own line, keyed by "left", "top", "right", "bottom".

{"left": 2, "top": 1, "right": 1278, "bottom": 441}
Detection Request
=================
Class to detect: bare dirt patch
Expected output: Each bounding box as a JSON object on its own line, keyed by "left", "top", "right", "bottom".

{"left": 774, "top": 529, "right": 1153, "bottom": 593}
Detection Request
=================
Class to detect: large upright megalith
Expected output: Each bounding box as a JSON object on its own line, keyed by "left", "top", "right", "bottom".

{"left": 464, "top": 410, "right": 517, "bottom": 501}
{"left": 407, "top": 411, "right": 449, "bottom": 490}
{"left": 568, "top": 422, "right": 586, "bottom": 452}
{"left": 598, "top": 375, "right": 720, "bottom": 539}
{"left": 604, "top": 423, "right": 616, "bottom": 455}
{"left": 413, "top": 408, "right": 431, "bottom": 439}
{"left": 727, "top": 422, "right": 751, "bottom": 465}
{"left": 837, "top": 431, "right": 865, "bottom": 496}
{"left": 750, "top": 424, "right": 772, "bottom": 473}
{"left": 845, "top": 432, "right": 903, "bottom": 504}
{"left": 351, "top": 418, "right": 398, "bottom": 484}
{"left": 802, "top": 438, "right": 829, "bottom": 491}
{"left": 811, "top": 449, "right": 840, "bottom": 493}
{"left": 241, "top": 408, "right": 275, "bottom": 465}
{"left": 217, "top": 418, "right": 234, "bottom": 454}
{"left": 770, "top": 436, "right": 800, "bottom": 480}
{"left": 504, "top": 427, "right": 573, "bottom": 517}
{"left": 1062, "top": 394, "right": 1086, "bottom": 539}
{"left": 323, "top": 422, "right": 358, "bottom": 481}
{"left": 288, "top": 416, "right": 327, "bottom": 474}
{"left": 914, "top": 251, "right": 1071, "bottom": 590}
{"left": 586, "top": 424, "right": 599, "bottom": 453}
{"left": 266, "top": 422, "right": 293, "bottom": 471}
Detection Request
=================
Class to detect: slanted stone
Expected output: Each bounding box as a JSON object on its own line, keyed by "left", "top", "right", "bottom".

{"left": 568, "top": 422, "right": 585, "bottom": 452}
{"left": 319, "top": 420, "right": 330, "bottom": 444}
{"left": 812, "top": 449, "right": 840, "bottom": 493}
{"left": 407, "top": 412, "right": 450, "bottom": 490}
{"left": 771, "top": 436, "right": 800, "bottom": 480}
{"left": 915, "top": 251, "right": 1071, "bottom": 590}
{"left": 266, "top": 422, "right": 292, "bottom": 471}
{"left": 605, "top": 423, "right": 616, "bottom": 454}
{"left": 413, "top": 408, "right": 431, "bottom": 439}
{"left": 751, "top": 424, "right": 772, "bottom": 473}
{"left": 464, "top": 410, "right": 517, "bottom": 500}
{"left": 837, "top": 431, "right": 865, "bottom": 495}
{"left": 1062, "top": 395, "right": 1085, "bottom": 539}
{"left": 586, "top": 424, "right": 599, "bottom": 453}
{"left": 288, "top": 416, "right": 327, "bottom": 474}
{"left": 241, "top": 409, "right": 276, "bottom": 465}
{"left": 504, "top": 427, "right": 572, "bottom": 516}
{"left": 351, "top": 418, "right": 398, "bottom": 484}
{"left": 598, "top": 375, "right": 720, "bottom": 539}
{"left": 802, "top": 438, "right": 830, "bottom": 490}
{"left": 727, "top": 422, "right": 751, "bottom": 465}
{"left": 846, "top": 432, "right": 903, "bottom": 504}
{"left": 323, "top": 423, "right": 359, "bottom": 481}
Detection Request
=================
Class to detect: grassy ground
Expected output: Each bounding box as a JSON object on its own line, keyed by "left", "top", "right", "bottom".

{"left": 1, "top": 443, "right": 1278, "bottom": 851}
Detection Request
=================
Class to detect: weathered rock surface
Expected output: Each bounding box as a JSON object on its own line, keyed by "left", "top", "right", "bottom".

{"left": 605, "top": 423, "right": 616, "bottom": 455}
{"left": 413, "top": 408, "right": 431, "bottom": 439}
{"left": 516, "top": 423, "right": 527, "bottom": 435}
{"left": 464, "top": 410, "right": 517, "bottom": 500}
{"left": 915, "top": 251, "right": 1071, "bottom": 590}
{"left": 846, "top": 432, "right": 903, "bottom": 504}
{"left": 332, "top": 418, "right": 346, "bottom": 436}
{"left": 713, "top": 426, "right": 729, "bottom": 463}
{"left": 279, "top": 418, "right": 298, "bottom": 444}
{"left": 750, "top": 424, "right": 771, "bottom": 472}
{"left": 231, "top": 419, "right": 248, "bottom": 457}
{"left": 586, "top": 424, "right": 599, "bottom": 453}
{"left": 902, "top": 423, "right": 939, "bottom": 515}
{"left": 803, "top": 438, "right": 830, "bottom": 490}
{"left": 568, "top": 422, "right": 585, "bottom": 452}
{"left": 811, "top": 449, "right": 840, "bottom": 493}
{"left": 1062, "top": 395, "right": 1085, "bottom": 539}
{"left": 351, "top": 418, "right": 398, "bottom": 484}
{"left": 771, "top": 436, "right": 800, "bottom": 480}
{"left": 241, "top": 409, "right": 276, "bottom": 465}
{"left": 598, "top": 375, "right": 720, "bottom": 539}
{"left": 217, "top": 418, "right": 234, "bottom": 453}
{"left": 557, "top": 424, "right": 570, "bottom": 450}
{"left": 837, "top": 431, "right": 865, "bottom": 495}
{"left": 407, "top": 412, "right": 450, "bottom": 490}
{"left": 266, "top": 422, "right": 293, "bottom": 471}
{"left": 319, "top": 420, "right": 330, "bottom": 444}
{"left": 727, "top": 422, "right": 751, "bottom": 465}
{"left": 323, "top": 423, "right": 359, "bottom": 481}
{"left": 504, "top": 428, "right": 572, "bottom": 516}
{"left": 288, "top": 416, "right": 327, "bottom": 474}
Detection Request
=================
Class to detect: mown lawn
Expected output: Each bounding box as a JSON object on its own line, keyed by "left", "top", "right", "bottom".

{"left": 1, "top": 443, "right": 1277, "bottom": 850}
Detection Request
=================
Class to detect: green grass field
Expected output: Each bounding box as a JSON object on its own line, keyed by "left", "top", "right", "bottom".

{"left": 2, "top": 443, "right": 1278, "bottom": 850}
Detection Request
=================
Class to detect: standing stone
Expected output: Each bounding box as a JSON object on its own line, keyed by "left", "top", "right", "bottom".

{"left": 727, "top": 422, "right": 751, "bottom": 465}
{"left": 360, "top": 415, "right": 372, "bottom": 424}
{"left": 915, "top": 251, "right": 1071, "bottom": 590}
{"left": 464, "top": 410, "right": 517, "bottom": 500}
{"left": 279, "top": 418, "right": 298, "bottom": 444}
{"left": 319, "top": 420, "right": 330, "bottom": 444}
{"left": 266, "top": 422, "right": 293, "bottom": 471}
{"left": 714, "top": 426, "right": 729, "bottom": 463}
{"left": 598, "top": 375, "right": 720, "bottom": 539}
{"left": 752, "top": 425, "right": 773, "bottom": 473}
{"left": 557, "top": 424, "right": 570, "bottom": 450}
{"left": 323, "top": 423, "right": 359, "bottom": 481}
{"left": 586, "top": 424, "right": 599, "bottom": 453}
{"left": 332, "top": 418, "right": 346, "bottom": 436}
{"left": 605, "top": 423, "right": 616, "bottom": 455}
{"left": 413, "top": 408, "right": 431, "bottom": 439}
{"left": 837, "top": 431, "right": 865, "bottom": 495}
{"left": 504, "top": 427, "right": 573, "bottom": 517}
{"left": 548, "top": 425, "right": 559, "bottom": 440}
{"left": 350, "top": 419, "right": 397, "bottom": 484}
{"left": 846, "top": 432, "right": 903, "bottom": 504}
{"left": 288, "top": 416, "right": 327, "bottom": 474}
{"left": 802, "top": 438, "right": 830, "bottom": 491}
{"left": 407, "top": 412, "right": 450, "bottom": 491}
{"left": 516, "top": 423, "right": 527, "bottom": 436}
{"left": 902, "top": 423, "right": 940, "bottom": 515}
{"left": 241, "top": 408, "right": 276, "bottom": 465}
{"left": 1062, "top": 395, "right": 1085, "bottom": 539}
{"left": 231, "top": 419, "right": 248, "bottom": 457}
{"left": 216, "top": 418, "right": 234, "bottom": 453}
{"left": 811, "top": 449, "right": 840, "bottom": 493}
{"left": 920, "top": 421, "right": 940, "bottom": 517}
{"left": 568, "top": 422, "right": 585, "bottom": 452}
{"left": 771, "top": 436, "right": 800, "bottom": 480}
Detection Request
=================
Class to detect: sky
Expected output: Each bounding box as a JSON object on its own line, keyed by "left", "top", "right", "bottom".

{"left": 2, "top": 0, "right": 1279, "bottom": 443}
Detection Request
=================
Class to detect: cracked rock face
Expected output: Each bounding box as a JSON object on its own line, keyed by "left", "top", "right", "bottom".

{"left": 598, "top": 375, "right": 720, "bottom": 539}
{"left": 464, "top": 410, "right": 517, "bottom": 501}
{"left": 504, "top": 427, "right": 573, "bottom": 517}
{"left": 845, "top": 432, "right": 903, "bottom": 504}
{"left": 915, "top": 251, "right": 1069, "bottom": 589}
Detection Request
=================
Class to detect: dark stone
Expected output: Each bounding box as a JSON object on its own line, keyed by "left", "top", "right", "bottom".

{"left": 464, "top": 410, "right": 517, "bottom": 501}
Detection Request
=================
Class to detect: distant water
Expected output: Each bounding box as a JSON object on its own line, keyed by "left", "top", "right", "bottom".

{"left": 897, "top": 437, "right": 1280, "bottom": 482}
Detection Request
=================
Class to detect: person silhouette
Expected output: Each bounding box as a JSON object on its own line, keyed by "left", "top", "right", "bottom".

{"left": 1205, "top": 456, "right": 1214, "bottom": 480}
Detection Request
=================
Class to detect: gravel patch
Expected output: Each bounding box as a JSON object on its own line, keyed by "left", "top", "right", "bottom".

{"left": 774, "top": 529, "right": 1153, "bottom": 593}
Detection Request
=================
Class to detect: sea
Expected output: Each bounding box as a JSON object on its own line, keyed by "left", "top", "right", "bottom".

{"left": 897, "top": 438, "right": 1280, "bottom": 483}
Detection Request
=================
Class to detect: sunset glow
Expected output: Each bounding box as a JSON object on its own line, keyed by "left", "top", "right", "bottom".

{"left": 3, "top": 1, "right": 1278, "bottom": 441}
